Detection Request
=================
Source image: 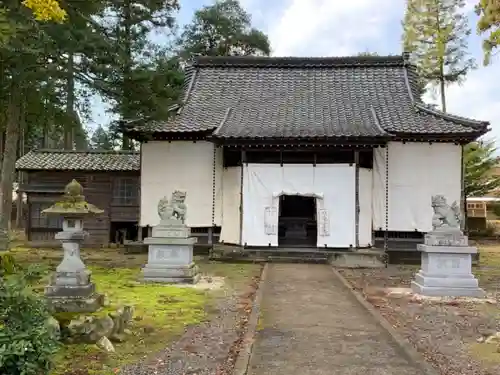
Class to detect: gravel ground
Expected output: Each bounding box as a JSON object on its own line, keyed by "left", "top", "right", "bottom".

{"left": 120, "top": 276, "right": 260, "bottom": 375}
{"left": 339, "top": 265, "right": 500, "bottom": 375}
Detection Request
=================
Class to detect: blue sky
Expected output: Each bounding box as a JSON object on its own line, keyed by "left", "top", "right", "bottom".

{"left": 88, "top": 0, "right": 500, "bottom": 142}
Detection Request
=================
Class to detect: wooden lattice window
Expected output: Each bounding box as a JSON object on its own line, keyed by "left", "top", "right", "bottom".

{"left": 113, "top": 177, "right": 138, "bottom": 205}
{"left": 30, "top": 202, "right": 63, "bottom": 229}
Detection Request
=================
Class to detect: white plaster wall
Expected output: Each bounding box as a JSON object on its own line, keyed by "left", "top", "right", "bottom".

{"left": 373, "top": 142, "right": 462, "bottom": 232}
{"left": 140, "top": 141, "right": 223, "bottom": 227}
{"left": 359, "top": 168, "right": 373, "bottom": 247}
{"left": 219, "top": 167, "right": 242, "bottom": 244}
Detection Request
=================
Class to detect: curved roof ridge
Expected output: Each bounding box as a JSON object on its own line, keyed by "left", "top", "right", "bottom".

{"left": 177, "top": 65, "right": 198, "bottom": 114}
{"left": 16, "top": 150, "right": 140, "bottom": 171}
{"left": 29, "top": 148, "right": 140, "bottom": 155}
{"left": 192, "top": 55, "right": 405, "bottom": 69}
{"left": 30, "top": 149, "right": 139, "bottom": 154}
{"left": 414, "top": 103, "right": 490, "bottom": 130}
{"left": 402, "top": 61, "right": 489, "bottom": 131}
{"left": 369, "top": 107, "right": 391, "bottom": 136}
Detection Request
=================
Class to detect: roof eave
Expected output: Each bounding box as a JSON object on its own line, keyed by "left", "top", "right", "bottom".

{"left": 208, "top": 134, "right": 392, "bottom": 146}
{"left": 391, "top": 130, "right": 488, "bottom": 143}
{"left": 16, "top": 167, "right": 140, "bottom": 172}
{"left": 414, "top": 103, "right": 490, "bottom": 130}
{"left": 129, "top": 129, "right": 215, "bottom": 142}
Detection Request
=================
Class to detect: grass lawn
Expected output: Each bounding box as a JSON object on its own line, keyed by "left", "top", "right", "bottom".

{"left": 474, "top": 243, "right": 500, "bottom": 290}
{"left": 9, "top": 246, "right": 262, "bottom": 375}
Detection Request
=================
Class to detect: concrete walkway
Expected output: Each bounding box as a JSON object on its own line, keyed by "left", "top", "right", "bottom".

{"left": 247, "top": 264, "right": 426, "bottom": 375}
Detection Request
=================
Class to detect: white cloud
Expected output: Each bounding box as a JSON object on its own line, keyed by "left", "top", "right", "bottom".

{"left": 249, "top": 0, "right": 499, "bottom": 144}
{"left": 265, "top": 0, "right": 401, "bottom": 56}
{"left": 85, "top": 0, "right": 499, "bottom": 145}
{"left": 427, "top": 65, "right": 500, "bottom": 143}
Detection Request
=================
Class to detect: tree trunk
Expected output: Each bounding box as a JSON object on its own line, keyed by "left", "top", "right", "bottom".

{"left": 121, "top": 0, "right": 132, "bottom": 150}
{"left": 0, "top": 129, "right": 4, "bottom": 166}
{"left": 0, "top": 84, "right": 21, "bottom": 250}
{"left": 14, "top": 107, "right": 26, "bottom": 230}
{"left": 64, "top": 52, "right": 75, "bottom": 150}
{"left": 439, "top": 76, "right": 446, "bottom": 113}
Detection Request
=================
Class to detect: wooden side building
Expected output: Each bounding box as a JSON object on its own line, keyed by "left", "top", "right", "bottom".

{"left": 15, "top": 149, "right": 140, "bottom": 246}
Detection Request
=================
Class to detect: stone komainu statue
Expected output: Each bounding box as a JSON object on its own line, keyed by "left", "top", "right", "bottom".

{"left": 431, "top": 195, "right": 462, "bottom": 231}
{"left": 157, "top": 190, "right": 187, "bottom": 224}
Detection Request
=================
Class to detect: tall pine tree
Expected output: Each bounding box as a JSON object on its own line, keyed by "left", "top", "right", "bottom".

{"left": 476, "top": 0, "right": 500, "bottom": 65}
{"left": 178, "top": 0, "right": 270, "bottom": 58}
{"left": 88, "top": 0, "right": 180, "bottom": 150}
{"left": 402, "top": 0, "right": 474, "bottom": 111}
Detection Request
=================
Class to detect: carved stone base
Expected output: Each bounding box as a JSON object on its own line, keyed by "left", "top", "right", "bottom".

{"left": 45, "top": 268, "right": 103, "bottom": 312}
{"left": 152, "top": 223, "right": 191, "bottom": 238}
{"left": 411, "top": 244, "right": 484, "bottom": 297}
{"left": 424, "top": 229, "right": 468, "bottom": 247}
{"left": 142, "top": 236, "right": 198, "bottom": 284}
{"left": 142, "top": 263, "right": 200, "bottom": 284}
{"left": 47, "top": 269, "right": 92, "bottom": 288}
{"left": 46, "top": 293, "right": 104, "bottom": 313}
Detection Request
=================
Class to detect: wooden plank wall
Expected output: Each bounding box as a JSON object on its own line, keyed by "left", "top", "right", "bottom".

{"left": 25, "top": 171, "right": 140, "bottom": 246}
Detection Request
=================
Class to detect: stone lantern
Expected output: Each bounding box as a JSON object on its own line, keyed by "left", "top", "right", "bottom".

{"left": 43, "top": 179, "right": 105, "bottom": 312}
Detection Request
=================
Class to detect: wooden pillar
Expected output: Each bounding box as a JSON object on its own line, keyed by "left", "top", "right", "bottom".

{"left": 238, "top": 150, "right": 246, "bottom": 246}
{"left": 354, "top": 150, "right": 360, "bottom": 249}
{"left": 460, "top": 144, "right": 467, "bottom": 233}
{"left": 210, "top": 144, "right": 217, "bottom": 246}
{"left": 208, "top": 227, "right": 213, "bottom": 246}
{"left": 384, "top": 145, "right": 389, "bottom": 266}
{"left": 26, "top": 195, "right": 32, "bottom": 241}
{"left": 137, "top": 225, "right": 143, "bottom": 241}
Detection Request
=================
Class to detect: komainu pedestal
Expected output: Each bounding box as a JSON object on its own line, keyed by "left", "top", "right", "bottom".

{"left": 411, "top": 195, "right": 485, "bottom": 298}
{"left": 142, "top": 192, "right": 199, "bottom": 284}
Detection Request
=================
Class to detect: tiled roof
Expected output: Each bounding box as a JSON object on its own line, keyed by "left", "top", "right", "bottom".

{"left": 16, "top": 150, "right": 140, "bottom": 171}
{"left": 125, "top": 55, "right": 489, "bottom": 140}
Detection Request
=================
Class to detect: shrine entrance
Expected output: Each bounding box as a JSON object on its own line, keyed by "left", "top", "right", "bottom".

{"left": 278, "top": 195, "right": 317, "bottom": 247}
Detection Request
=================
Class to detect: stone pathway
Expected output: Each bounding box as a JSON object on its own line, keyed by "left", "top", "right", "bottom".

{"left": 247, "top": 264, "right": 427, "bottom": 375}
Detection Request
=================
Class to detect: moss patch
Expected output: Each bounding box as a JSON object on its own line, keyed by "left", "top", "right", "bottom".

{"left": 49, "top": 266, "right": 208, "bottom": 375}
{"left": 10, "top": 247, "right": 261, "bottom": 375}
{"left": 469, "top": 342, "right": 500, "bottom": 364}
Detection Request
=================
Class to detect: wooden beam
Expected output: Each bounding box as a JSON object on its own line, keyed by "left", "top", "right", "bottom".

{"left": 239, "top": 150, "right": 246, "bottom": 245}
{"left": 354, "top": 150, "right": 360, "bottom": 249}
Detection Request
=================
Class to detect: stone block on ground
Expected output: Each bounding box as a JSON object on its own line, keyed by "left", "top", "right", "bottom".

{"left": 329, "top": 250, "right": 385, "bottom": 268}
{"left": 56, "top": 305, "right": 134, "bottom": 344}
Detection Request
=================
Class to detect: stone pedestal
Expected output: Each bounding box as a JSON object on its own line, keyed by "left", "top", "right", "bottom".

{"left": 411, "top": 229, "right": 485, "bottom": 297}
{"left": 142, "top": 223, "right": 199, "bottom": 284}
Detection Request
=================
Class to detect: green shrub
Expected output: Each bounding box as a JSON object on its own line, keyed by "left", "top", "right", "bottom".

{"left": 0, "top": 272, "right": 60, "bottom": 375}
{"left": 0, "top": 252, "right": 17, "bottom": 276}
{"left": 490, "top": 202, "right": 500, "bottom": 218}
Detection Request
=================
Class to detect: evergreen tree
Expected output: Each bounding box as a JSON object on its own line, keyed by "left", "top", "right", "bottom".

{"left": 476, "top": 0, "right": 500, "bottom": 65}
{"left": 88, "top": 0, "right": 180, "bottom": 150}
{"left": 178, "top": 0, "right": 270, "bottom": 57}
{"left": 464, "top": 140, "right": 500, "bottom": 197}
{"left": 402, "top": 0, "right": 474, "bottom": 111}
{"left": 0, "top": 0, "right": 107, "bottom": 248}
{"left": 89, "top": 125, "right": 114, "bottom": 150}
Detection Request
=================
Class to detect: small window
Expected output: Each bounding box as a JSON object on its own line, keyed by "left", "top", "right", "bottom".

{"left": 113, "top": 177, "right": 138, "bottom": 205}
{"left": 30, "top": 202, "right": 63, "bottom": 229}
